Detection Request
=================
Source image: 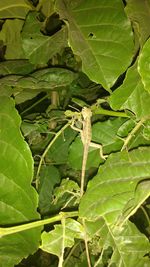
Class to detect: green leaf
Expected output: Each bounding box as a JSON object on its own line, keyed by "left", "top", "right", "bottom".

{"left": 84, "top": 217, "right": 150, "bottom": 266}
{"left": 37, "top": 0, "right": 54, "bottom": 18}
{"left": 109, "top": 63, "right": 150, "bottom": 119}
{"left": 85, "top": 218, "right": 150, "bottom": 266}
{"left": 56, "top": 0, "right": 134, "bottom": 90}
{"left": 117, "top": 118, "right": 150, "bottom": 150}
{"left": 92, "top": 118, "right": 125, "bottom": 154}
{"left": 0, "top": 19, "right": 25, "bottom": 59}
{"left": 31, "top": 67, "right": 77, "bottom": 88}
{"left": 0, "top": 96, "right": 41, "bottom": 267}
{"left": 38, "top": 165, "right": 61, "bottom": 214}
{"left": 0, "top": 74, "right": 39, "bottom": 103}
{"left": 117, "top": 119, "right": 136, "bottom": 137}
{"left": 15, "top": 67, "right": 77, "bottom": 91}
{"left": 0, "top": 67, "right": 77, "bottom": 103}
{"left": 40, "top": 218, "right": 83, "bottom": 257}
{"left": 143, "top": 120, "right": 150, "bottom": 140}
{"left": 0, "top": 75, "right": 19, "bottom": 97}
{"left": 110, "top": 221, "right": 150, "bottom": 267}
{"left": 79, "top": 147, "right": 150, "bottom": 225}
{"left": 0, "top": 60, "right": 35, "bottom": 75}
{"left": 100, "top": 220, "right": 150, "bottom": 267}
{"left": 53, "top": 178, "right": 80, "bottom": 208}
{"left": 21, "top": 121, "right": 39, "bottom": 137}
{"left": 14, "top": 90, "right": 40, "bottom": 104}
{"left": 129, "top": 133, "right": 150, "bottom": 150}
{"left": 138, "top": 37, "right": 150, "bottom": 94}
{"left": 21, "top": 11, "right": 67, "bottom": 64}
{"left": 68, "top": 136, "right": 101, "bottom": 170}
{"left": 0, "top": 0, "right": 33, "bottom": 19}
{"left": 125, "top": 0, "right": 150, "bottom": 47}
{"left": 118, "top": 179, "right": 150, "bottom": 226}
{"left": 47, "top": 127, "right": 77, "bottom": 164}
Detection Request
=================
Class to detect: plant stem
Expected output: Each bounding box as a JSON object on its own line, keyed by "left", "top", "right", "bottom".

{"left": 58, "top": 215, "right": 66, "bottom": 267}
{"left": 63, "top": 242, "right": 80, "bottom": 266}
{"left": 140, "top": 206, "right": 150, "bottom": 229}
{"left": 36, "top": 121, "right": 70, "bottom": 189}
{"left": 82, "top": 219, "right": 92, "bottom": 267}
{"left": 0, "top": 211, "right": 78, "bottom": 237}
{"left": 20, "top": 94, "right": 48, "bottom": 116}
{"left": 121, "top": 117, "right": 146, "bottom": 151}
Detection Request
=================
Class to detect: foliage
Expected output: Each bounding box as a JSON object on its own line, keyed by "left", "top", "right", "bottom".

{"left": 0, "top": 0, "right": 150, "bottom": 267}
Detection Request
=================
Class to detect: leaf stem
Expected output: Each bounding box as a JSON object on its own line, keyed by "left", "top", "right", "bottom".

{"left": 0, "top": 211, "right": 78, "bottom": 237}
{"left": 92, "top": 106, "right": 129, "bottom": 118}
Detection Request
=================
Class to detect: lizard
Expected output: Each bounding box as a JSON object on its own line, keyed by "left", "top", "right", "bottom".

{"left": 78, "top": 107, "right": 108, "bottom": 267}
{"left": 67, "top": 107, "right": 107, "bottom": 267}
{"left": 80, "top": 107, "right": 93, "bottom": 197}
{"left": 69, "top": 106, "right": 107, "bottom": 197}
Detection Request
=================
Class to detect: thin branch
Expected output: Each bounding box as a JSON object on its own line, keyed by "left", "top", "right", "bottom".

{"left": 36, "top": 121, "right": 70, "bottom": 189}
{"left": 82, "top": 219, "right": 92, "bottom": 267}
{"left": 121, "top": 117, "right": 147, "bottom": 151}
{"left": 58, "top": 214, "right": 66, "bottom": 267}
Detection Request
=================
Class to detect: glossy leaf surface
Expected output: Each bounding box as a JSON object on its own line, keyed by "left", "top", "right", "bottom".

{"left": 79, "top": 147, "right": 150, "bottom": 225}
{"left": 56, "top": 0, "right": 134, "bottom": 90}
{"left": 0, "top": 96, "right": 41, "bottom": 267}
{"left": 0, "top": 60, "right": 35, "bottom": 75}
{"left": 98, "top": 219, "right": 150, "bottom": 267}
{"left": 22, "top": 11, "right": 67, "bottom": 64}
{"left": 40, "top": 219, "right": 83, "bottom": 257}
{"left": 125, "top": 0, "right": 150, "bottom": 47}
{"left": 138, "top": 37, "right": 150, "bottom": 94}
{"left": 109, "top": 63, "right": 150, "bottom": 119}
{"left": 38, "top": 165, "right": 61, "bottom": 214}
{"left": 0, "top": 0, "right": 32, "bottom": 19}
{"left": 0, "top": 19, "right": 25, "bottom": 59}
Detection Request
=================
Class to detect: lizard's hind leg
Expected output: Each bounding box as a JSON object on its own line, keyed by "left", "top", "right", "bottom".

{"left": 90, "top": 142, "right": 108, "bottom": 160}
